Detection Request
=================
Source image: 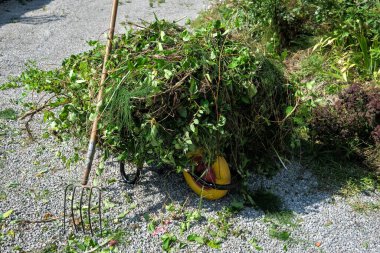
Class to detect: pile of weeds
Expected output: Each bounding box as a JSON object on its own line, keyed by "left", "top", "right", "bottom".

{"left": 8, "top": 18, "right": 291, "bottom": 178}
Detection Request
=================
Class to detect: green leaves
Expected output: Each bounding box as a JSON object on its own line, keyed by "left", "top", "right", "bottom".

{"left": 14, "top": 15, "right": 289, "bottom": 181}
{"left": 285, "top": 106, "right": 294, "bottom": 117}
{"left": 160, "top": 31, "right": 166, "bottom": 41}
{"left": 187, "top": 233, "right": 221, "bottom": 249}
{"left": 230, "top": 199, "right": 245, "bottom": 212}
{"left": 164, "top": 69, "right": 173, "bottom": 79}
{"left": 263, "top": 210, "right": 298, "bottom": 243}
{"left": 249, "top": 238, "right": 263, "bottom": 251}
{"left": 177, "top": 107, "right": 187, "bottom": 118}
{"left": 268, "top": 228, "right": 290, "bottom": 241}
{"left": 64, "top": 229, "right": 127, "bottom": 252}
{"left": 0, "top": 209, "right": 13, "bottom": 221}
{"left": 207, "top": 240, "right": 222, "bottom": 249}
{"left": 187, "top": 233, "right": 205, "bottom": 244}
{"left": 161, "top": 233, "right": 177, "bottom": 251}
{"left": 0, "top": 108, "right": 17, "bottom": 120}
{"left": 181, "top": 30, "right": 191, "bottom": 42}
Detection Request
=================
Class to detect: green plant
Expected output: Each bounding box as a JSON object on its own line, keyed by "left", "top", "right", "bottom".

{"left": 39, "top": 243, "right": 58, "bottom": 253}
{"left": 269, "top": 228, "right": 291, "bottom": 241}
{"left": 0, "top": 209, "right": 13, "bottom": 223}
{"left": 144, "top": 202, "right": 232, "bottom": 250}
{"left": 187, "top": 233, "right": 206, "bottom": 244}
{"left": 264, "top": 211, "right": 297, "bottom": 226}
{"left": 0, "top": 210, "right": 14, "bottom": 246}
{"left": 179, "top": 209, "right": 202, "bottom": 234}
{"left": 298, "top": 53, "right": 325, "bottom": 81}
{"left": 311, "top": 84, "right": 380, "bottom": 170}
{"left": 340, "top": 175, "right": 379, "bottom": 196}
{"left": 0, "top": 108, "right": 17, "bottom": 120}
{"left": 0, "top": 191, "right": 7, "bottom": 201}
{"left": 143, "top": 213, "right": 161, "bottom": 234}
{"left": 350, "top": 200, "right": 380, "bottom": 213}
{"left": 64, "top": 229, "right": 127, "bottom": 252}
{"left": 186, "top": 233, "right": 222, "bottom": 249}
{"left": 196, "top": 0, "right": 312, "bottom": 55}
{"left": 282, "top": 2, "right": 380, "bottom": 180}
{"left": 309, "top": 0, "right": 380, "bottom": 81}
{"left": 183, "top": 214, "right": 226, "bottom": 250}
{"left": 149, "top": 0, "right": 165, "bottom": 8}
{"left": 263, "top": 210, "right": 299, "bottom": 243}
{"left": 249, "top": 237, "right": 263, "bottom": 251}
{"left": 161, "top": 233, "right": 177, "bottom": 252}
{"left": 206, "top": 204, "right": 242, "bottom": 243}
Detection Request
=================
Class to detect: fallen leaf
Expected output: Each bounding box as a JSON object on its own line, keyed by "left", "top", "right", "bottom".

{"left": 108, "top": 239, "right": 118, "bottom": 247}
{"left": 7, "top": 229, "right": 15, "bottom": 238}
{"left": 315, "top": 241, "right": 322, "bottom": 247}
{"left": 3, "top": 209, "right": 14, "bottom": 219}
{"left": 35, "top": 169, "right": 48, "bottom": 177}
{"left": 152, "top": 226, "right": 167, "bottom": 236}
{"left": 69, "top": 218, "right": 81, "bottom": 226}
{"left": 75, "top": 218, "right": 81, "bottom": 225}
{"left": 43, "top": 212, "right": 53, "bottom": 220}
{"left": 130, "top": 223, "right": 140, "bottom": 230}
{"left": 118, "top": 210, "right": 130, "bottom": 219}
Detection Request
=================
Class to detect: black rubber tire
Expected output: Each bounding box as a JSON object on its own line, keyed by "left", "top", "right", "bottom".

{"left": 119, "top": 162, "right": 140, "bottom": 184}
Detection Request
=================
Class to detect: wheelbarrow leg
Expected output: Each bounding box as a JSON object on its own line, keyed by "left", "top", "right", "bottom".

{"left": 120, "top": 162, "right": 141, "bottom": 184}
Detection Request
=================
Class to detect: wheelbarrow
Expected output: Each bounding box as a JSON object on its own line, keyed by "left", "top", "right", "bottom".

{"left": 119, "top": 153, "right": 238, "bottom": 200}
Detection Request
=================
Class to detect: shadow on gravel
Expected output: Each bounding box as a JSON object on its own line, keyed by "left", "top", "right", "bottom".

{"left": 101, "top": 158, "right": 376, "bottom": 225}
{"left": 9, "top": 14, "right": 62, "bottom": 25}
{"left": 0, "top": 0, "right": 54, "bottom": 28}
{"left": 100, "top": 163, "right": 330, "bottom": 226}
{"left": 102, "top": 166, "right": 249, "bottom": 221}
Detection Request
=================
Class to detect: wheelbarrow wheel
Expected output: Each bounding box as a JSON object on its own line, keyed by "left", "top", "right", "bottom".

{"left": 120, "top": 162, "right": 141, "bottom": 184}
{"left": 183, "top": 156, "right": 231, "bottom": 200}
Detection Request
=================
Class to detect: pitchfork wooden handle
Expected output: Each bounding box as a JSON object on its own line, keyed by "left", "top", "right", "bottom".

{"left": 82, "top": 0, "right": 119, "bottom": 186}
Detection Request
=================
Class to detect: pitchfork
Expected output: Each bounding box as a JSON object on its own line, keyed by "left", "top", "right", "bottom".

{"left": 63, "top": 0, "right": 119, "bottom": 236}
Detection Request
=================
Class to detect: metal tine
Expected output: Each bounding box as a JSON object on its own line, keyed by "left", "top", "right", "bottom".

{"left": 63, "top": 184, "right": 73, "bottom": 234}
{"left": 63, "top": 184, "right": 103, "bottom": 236}
{"left": 79, "top": 187, "right": 86, "bottom": 232}
{"left": 70, "top": 185, "right": 78, "bottom": 233}
{"left": 88, "top": 187, "right": 94, "bottom": 236}
{"left": 88, "top": 186, "right": 102, "bottom": 236}
{"left": 98, "top": 187, "right": 102, "bottom": 236}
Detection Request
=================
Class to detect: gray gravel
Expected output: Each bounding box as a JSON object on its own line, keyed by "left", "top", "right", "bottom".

{"left": 1, "top": 0, "right": 380, "bottom": 252}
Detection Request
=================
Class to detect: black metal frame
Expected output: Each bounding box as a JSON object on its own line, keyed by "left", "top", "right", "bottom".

{"left": 119, "top": 162, "right": 141, "bottom": 184}
{"left": 185, "top": 169, "right": 239, "bottom": 190}
{"left": 119, "top": 162, "right": 239, "bottom": 190}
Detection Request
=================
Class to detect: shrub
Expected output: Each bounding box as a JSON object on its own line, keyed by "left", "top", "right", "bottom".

{"left": 311, "top": 84, "right": 380, "bottom": 169}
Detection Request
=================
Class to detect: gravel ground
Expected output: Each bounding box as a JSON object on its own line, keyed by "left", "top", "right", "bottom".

{"left": 1, "top": 0, "right": 380, "bottom": 252}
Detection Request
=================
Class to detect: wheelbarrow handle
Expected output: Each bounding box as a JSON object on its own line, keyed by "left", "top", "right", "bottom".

{"left": 82, "top": 0, "right": 119, "bottom": 186}
{"left": 184, "top": 169, "right": 239, "bottom": 190}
